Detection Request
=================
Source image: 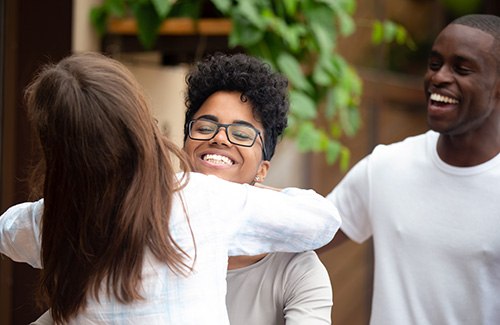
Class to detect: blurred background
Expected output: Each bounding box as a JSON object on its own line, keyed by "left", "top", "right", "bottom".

{"left": 1, "top": 1, "right": 499, "bottom": 324}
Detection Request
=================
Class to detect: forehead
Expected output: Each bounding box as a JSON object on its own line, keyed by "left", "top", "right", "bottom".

{"left": 194, "top": 91, "right": 262, "bottom": 126}
{"left": 432, "top": 24, "right": 495, "bottom": 61}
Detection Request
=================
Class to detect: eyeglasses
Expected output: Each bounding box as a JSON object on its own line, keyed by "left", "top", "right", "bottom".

{"left": 188, "top": 118, "right": 268, "bottom": 160}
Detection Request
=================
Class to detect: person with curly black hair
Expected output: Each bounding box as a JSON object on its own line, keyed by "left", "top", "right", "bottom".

{"left": 183, "top": 53, "right": 334, "bottom": 325}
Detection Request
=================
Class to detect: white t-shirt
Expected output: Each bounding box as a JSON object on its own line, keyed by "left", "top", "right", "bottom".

{"left": 328, "top": 130, "right": 500, "bottom": 325}
{"left": 1, "top": 172, "right": 341, "bottom": 325}
{"left": 226, "top": 251, "right": 332, "bottom": 325}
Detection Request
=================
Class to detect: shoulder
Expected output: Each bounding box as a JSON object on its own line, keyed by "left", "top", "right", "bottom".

{"left": 271, "top": 251, "right": 329, "bottom": 280}
{"left": 371, "top": 131, "right": 431, "bottom": 157}
{"left": 361, "top": 131, "right": 434, "bottom": 173}
{"left": 287, "top": 251, "right": 328, "bottom": 273}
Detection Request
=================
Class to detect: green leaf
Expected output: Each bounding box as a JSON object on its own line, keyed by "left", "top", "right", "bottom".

{"left": 229, "top": 16, "right": 264, "bottom": 47}
{"left": 271, "top": 20, "right": 306, "bottom": 53}
{"left": 336, "top": 10, "right": 355, "bottom": 36}
{"left": 339, "top": 146, "right": 351, "bottom": 171}
{"left": 325, "top": 140, "right": 341, "bottom": 164}
{"left": 339, "top": 105, "right": 361, "bottom": 137}
{"left": 90, "top": 6, "right": 108, "bottom": 35}
{"left": 339, "top": 0, "right": 356, "bottom": 14}
{"left": 318, "top": 0, "right": 356, "bottom": 13}
{"left": 211, "top": 0, "right": 232, "bottom": 14}
{"left": 277, "top": 53, "right": 313, "bottom": 94}
{"left": 235, "top": 1, "right": 266, "bottom": 30}
{"left": 325, "top": 88, "right": 337, "bottom": 119}
{"left": 169, "top": 1, "right": 203, "bottom": 18}
{"left": 289, "top": 90, "right": 317, "bottom": 120}
{"left": 132, "top": 3, "right": 162, "bottom": 49}
{"left": 372, "top": 21, "right": 383, "bottom": 44}
{"left": 151, "top": 0, "right": 172, "bottom": 18}
{"left": 383, "top": 21, "right": 397, "bottom": 42}
{"left": 310, "top": 22, "right": 335, "bottom": 55}
{"left": 304, "top": 4, "right": 334, "bottom": 31}
{"left": 283, "top": 0, "right": 299, "bottom": 16}
{"left": 333, "top": 87, "right": 350, "bottom": 112}
{"left": 395, "top": 26, "right": 407, "bottom": 44}
{"left": 319, "top": 54, "right": 342, "bottom": 81}
{"left": 104, "top": 0, "right": 127, "bottom": 17}
{"left": 344, "top": 66, "right": 363, "bottom": 96}
{"left": 296, "top": 122, "right": 323, "bottom": 152}
{"left": 312, "top": 62, "right": 332, "bottom": 87}
{"left": 330, "top": 123, "right": 342, "bottom": 138}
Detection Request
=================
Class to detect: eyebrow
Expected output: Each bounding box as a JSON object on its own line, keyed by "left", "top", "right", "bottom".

{"left": 197, "top": 114, "right": 258, "bottom": 129}
{"left": 430, "top": 49, "right": 475, "bottom": 63}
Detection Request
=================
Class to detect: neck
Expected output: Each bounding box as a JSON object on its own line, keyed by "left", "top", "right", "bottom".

{"left": 437, "top": 130, "right": 500, "bottom": 166}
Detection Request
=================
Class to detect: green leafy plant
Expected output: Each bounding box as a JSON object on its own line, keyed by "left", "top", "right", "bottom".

{"left": 91, "top": 0, "right": 412, "bottom": 169}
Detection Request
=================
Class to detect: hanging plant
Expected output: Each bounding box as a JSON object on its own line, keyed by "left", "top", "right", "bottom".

{"left": 91, "top": 0, "right": 412, "bottom": 168}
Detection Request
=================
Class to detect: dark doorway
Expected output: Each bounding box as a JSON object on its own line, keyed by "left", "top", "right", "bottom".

{"left": 0, "top": 1, "right": 72, "bottom": 324}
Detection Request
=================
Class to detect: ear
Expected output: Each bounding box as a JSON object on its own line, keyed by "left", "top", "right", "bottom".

{"left": 255, "top": 160, "right": 271, "bottom": 183}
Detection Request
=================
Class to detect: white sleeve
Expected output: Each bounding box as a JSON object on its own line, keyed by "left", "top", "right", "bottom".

{"left": 189, "top": 173, "right": 341, "bottom": 256}
{"left": 0, "top": 199, "right": 43, "bottom": 268}
{"left": 326, "top": 156, "right": 372, "bottom": 243}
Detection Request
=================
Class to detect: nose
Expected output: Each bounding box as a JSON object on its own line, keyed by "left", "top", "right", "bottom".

{"left": 210, "top": 127, "right": 231, "bottom": 146}
{"left": 430, "top": 64, "right": 453, "bottom": 86}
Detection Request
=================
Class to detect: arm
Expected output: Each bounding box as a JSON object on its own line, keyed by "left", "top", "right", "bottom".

{"left": 283, "top": 252, "right": 333, "bottom": 325}
{"left": 226, "top": 184, "right": 342, "bottom": 256}
{"left": 315, "top": 230, "right": 350, "bottom": 254}
{"left": 187, "top": 173, "right": 342, "bottom": 255}
{"left": 0, "top": 200, "right": 43, "bottom": 268}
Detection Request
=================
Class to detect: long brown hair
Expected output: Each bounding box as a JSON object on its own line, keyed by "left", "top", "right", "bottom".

{"left": 25, "top": 52, "right": 193, "bottom": 323}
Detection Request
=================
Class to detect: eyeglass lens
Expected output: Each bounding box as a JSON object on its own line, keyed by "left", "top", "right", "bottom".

{"left": 189, "top": 119, "right": 258, "bottom": 147}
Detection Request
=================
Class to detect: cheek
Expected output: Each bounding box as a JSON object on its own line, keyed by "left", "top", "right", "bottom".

{"left": 183, "top": 140, "right": 199, "bottom": 158}
{"left": 240, "top": 148, "right": 262, "bottom": 166}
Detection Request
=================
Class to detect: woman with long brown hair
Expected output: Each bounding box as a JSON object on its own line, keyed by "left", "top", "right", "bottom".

{"left": 0, "top": 52, "right": 341, "bottom": 324}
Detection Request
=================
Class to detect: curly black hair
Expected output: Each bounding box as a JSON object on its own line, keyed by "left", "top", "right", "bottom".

{"left": 183, "top": 53, "right": 289, "bottom": 161}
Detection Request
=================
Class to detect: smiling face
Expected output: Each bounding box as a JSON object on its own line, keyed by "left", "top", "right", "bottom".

{"left": 183, "top": 91, "right": 270, "bottom": 184}
{"left": 424, "top": 23, "right": 500, "bottom": 137}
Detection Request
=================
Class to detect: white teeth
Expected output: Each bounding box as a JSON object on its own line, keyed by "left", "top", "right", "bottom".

{"left": 203, "top": 154, "right": 233, "bottom": 166}
{"left": 430, "top": 93, "right": 459, "bottom": 104}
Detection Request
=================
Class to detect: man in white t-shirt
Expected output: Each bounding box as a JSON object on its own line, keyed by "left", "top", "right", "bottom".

{"left": 326, "top": 14, "right": 500, "bottom": 325}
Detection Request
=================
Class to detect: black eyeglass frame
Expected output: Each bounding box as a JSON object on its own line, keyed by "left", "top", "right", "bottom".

{"left": 188, "top": 118, "right": 268, "bottom": 160}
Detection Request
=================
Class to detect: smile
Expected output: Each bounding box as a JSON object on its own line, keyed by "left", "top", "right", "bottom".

{"left": 430, "top": 93, "right": 459, "bottom": 104}
{"left": 202, "top": 154, "right": 234, "bottom": 166}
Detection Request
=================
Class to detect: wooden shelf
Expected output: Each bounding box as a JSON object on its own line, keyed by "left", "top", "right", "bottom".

{"left": 107, "top": 17, "right": 232, "bottom": 36}
{"left": 102, "top": 17, "right": 240, "bottom": 65}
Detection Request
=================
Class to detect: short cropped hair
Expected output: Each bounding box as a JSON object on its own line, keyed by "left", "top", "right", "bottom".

{"left": 451, "top": 14, "right": 500, "bottom": 71}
